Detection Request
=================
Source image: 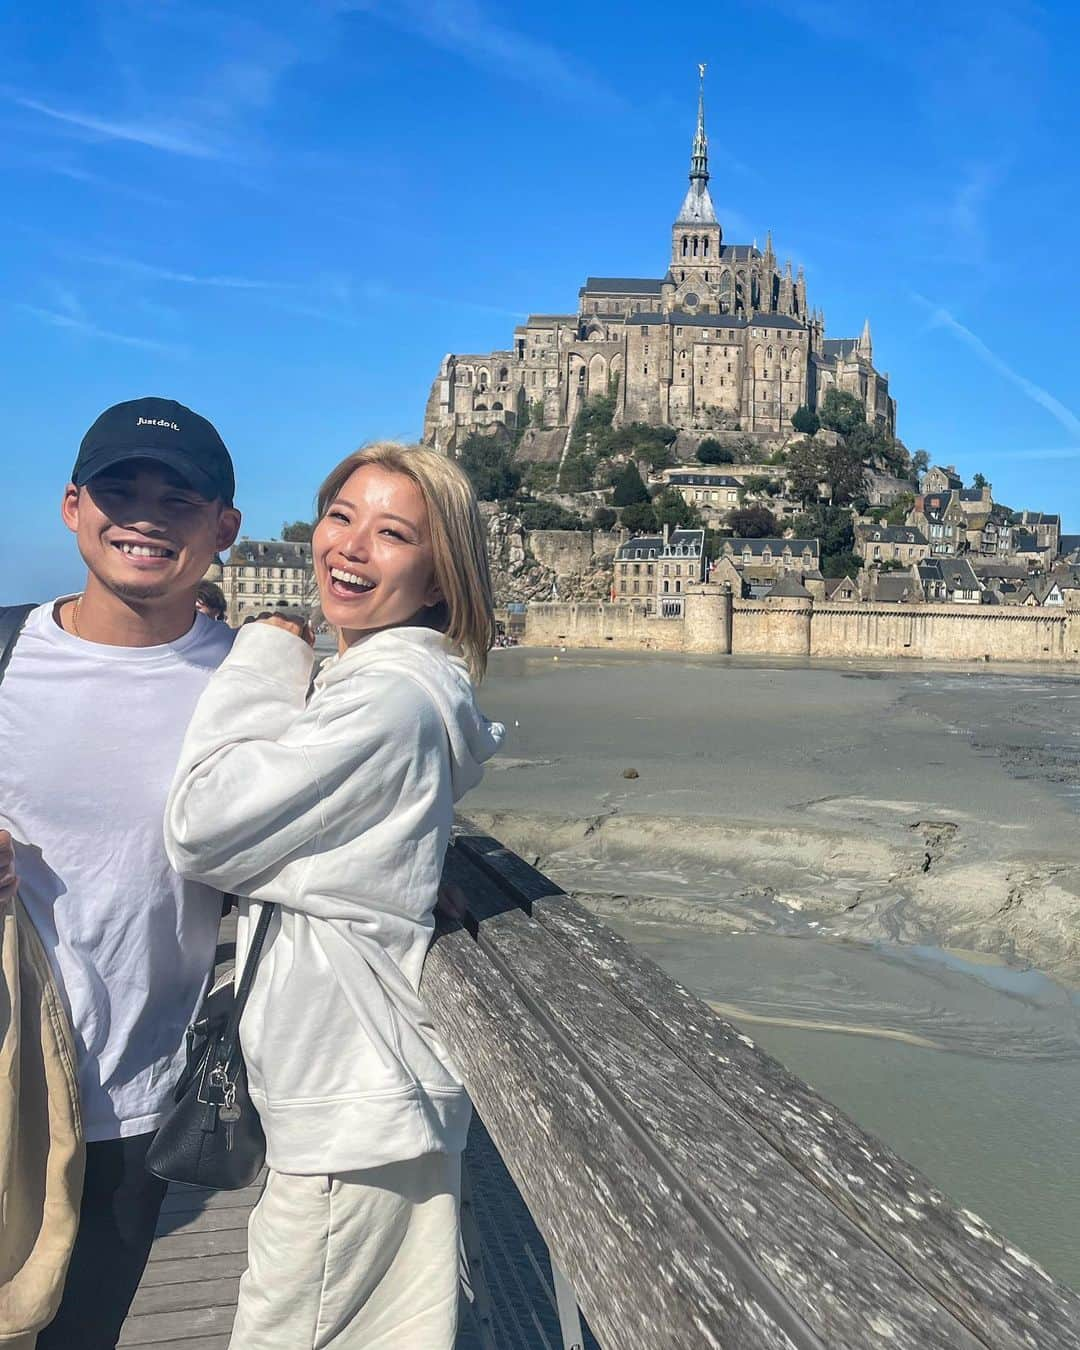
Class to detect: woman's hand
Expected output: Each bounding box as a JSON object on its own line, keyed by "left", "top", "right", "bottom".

{"left": 257, "top": 615, "right": 316, "bottom": 647}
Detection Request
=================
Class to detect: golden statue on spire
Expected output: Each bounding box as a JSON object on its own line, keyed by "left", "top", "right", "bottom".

{"left": 698, "top": 61, "right": 706, "bottom": 80}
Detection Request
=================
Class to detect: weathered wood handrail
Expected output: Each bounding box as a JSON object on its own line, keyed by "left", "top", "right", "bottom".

{"left": 424, "top": 825, "right": 1080, "bottom": 1349}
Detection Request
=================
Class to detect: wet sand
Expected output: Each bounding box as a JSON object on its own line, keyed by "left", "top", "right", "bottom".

{"left": 468, "top": 648, "right": 1080, "bottom": 1287}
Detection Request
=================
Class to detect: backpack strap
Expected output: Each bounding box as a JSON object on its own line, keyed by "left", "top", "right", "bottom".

{"left": 0, "top": 604, "right": 37, "bottom": 686}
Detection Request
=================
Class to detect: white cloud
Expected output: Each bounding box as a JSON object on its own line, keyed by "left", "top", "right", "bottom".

{"left": 341, "top": 0, "right": 619, "bottom": 106}
{"left": 78, "top": 252, "right": 286, "bottom": 291}
{"left": 913, "top": 294, "right": 1080, "bottom": 442}
{"left": 8, "top": 94, "right": 223, "bottom": 160}
{"left": 18, "top": 303, "right": 185, "bottom": 355}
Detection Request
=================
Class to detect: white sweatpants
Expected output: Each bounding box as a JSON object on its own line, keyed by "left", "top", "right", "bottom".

{"left": 228, "top": 1151, "right": 461, "bottom": 1349}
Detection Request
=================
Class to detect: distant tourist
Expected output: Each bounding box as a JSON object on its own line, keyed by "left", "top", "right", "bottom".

{"left": 195, "top": 578, "right": 227, "bottom": 622}
{"left": 164, "top": 442, "right": 504, "bottom": 1349}
{"left": 0, "top": 397, "right": 241, "bottom": 1348}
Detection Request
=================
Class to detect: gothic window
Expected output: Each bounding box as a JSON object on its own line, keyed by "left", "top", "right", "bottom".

{"left": 498, "top": 366, "right": 508, "bottom": 382}
{"left": 703, "top": 237, "right": 710, "bottom": 257}
{"left": 682, "top": 236, "right": 689, "bottom": 256}
{"left": 692, "top": 236, "right": 699, "bottom": 257}
{"left": 644, "top": 364, "right": 648, "bottom": 374}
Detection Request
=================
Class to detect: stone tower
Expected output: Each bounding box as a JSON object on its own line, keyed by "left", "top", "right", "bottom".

{"left": 670, "top": 66, "right": 722, "bottom": 296}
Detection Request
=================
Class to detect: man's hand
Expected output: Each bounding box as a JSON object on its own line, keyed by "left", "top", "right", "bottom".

{"left": 257, "top": 615, "right": 316, "bottom": 647}
{"left": 0, "top": 830, "right": 18, "bottom": 903}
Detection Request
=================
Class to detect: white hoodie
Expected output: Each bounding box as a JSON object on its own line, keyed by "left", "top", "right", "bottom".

{"left": 163, "top": 622, "right": 504, "bottom": 1174}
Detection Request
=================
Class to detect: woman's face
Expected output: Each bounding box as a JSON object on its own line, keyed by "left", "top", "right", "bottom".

{"left": 313, "top": 464, "right": 442, "bottom": 647}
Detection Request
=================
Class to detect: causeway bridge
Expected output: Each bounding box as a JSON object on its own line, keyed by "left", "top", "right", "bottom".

{"left": 121, "top": 824, "right": 1080, "bottom": 1349}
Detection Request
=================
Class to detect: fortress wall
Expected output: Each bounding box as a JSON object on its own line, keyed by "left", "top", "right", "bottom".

{"left": 523, "top": 598, "right": 1080, "bottom": 664}
{"left": 529, "top": 530, "right": 597, "bottom": 577}
{"left": 732, "top": 598, "right": 812, "bottom": 655}
{"left": 525, "top": 602, "right": 688, "bottom": 652}
{"left": 810, "top": 604, "right": 1079, "bottom": 663}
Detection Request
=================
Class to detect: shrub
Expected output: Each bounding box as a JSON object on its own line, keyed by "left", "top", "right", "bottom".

{"left": 791, "top": 405, "right": 820, "bottom": 436}
{"left": 458, "top": 434, "right": 521, "bottom": 501}
{"left": 515, "top": 498, "right": 588, "bottom": 531}
{"left": 729, "top": 506, "right": 779, "bottom": 538}
{"left": 620, "top": 501, "right": 658, "bottom": 532}
{"left": 592, "top": 506, "right": 617, "bottom": 530}
{"left": 697, "top": 437, "right": 735, "bottom": 465}
{"left": 612, "top": 461, "right": 650, "bottom": 506}
{"left": 819, "top": 388, "right": 866, "bottom": 436}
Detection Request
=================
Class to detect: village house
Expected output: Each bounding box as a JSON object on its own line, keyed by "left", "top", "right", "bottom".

{"left": 908, "top": 491, "right": 966, "bottom": 556}
{"left": 711, "top": 537, "right": 820, "bottom": 584}
{"left": 918, "top": 557, "right": 983, "bottom": 603}
{"left": 1015, "top": 510, "right": 1061, "bottom": 557}
{"left": 662, "top": 469, "right": 743, "bottom": 518}
{"left": 920, "top": 465, "right": 963, "bottom": 494}
{"left": 613, "top": 525, "right": 706, "bottom": 612}
{"left": 855, "top": 523, "right": 930, "bottom": 565}
{"left": 824, "top": 575, "right": 859, "bottom": 602}
{"left": 207, "top": 539, "right": 315, "bottom": 626}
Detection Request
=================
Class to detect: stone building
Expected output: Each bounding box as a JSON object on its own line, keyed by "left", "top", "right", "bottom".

{"left": 854, "top": 523, "right": 930, "bottom": 565}
{"left": 712, "top": 537, "right": 820, "bottom": 582}
{"left": 207, "top": 539, "right": 315, "bottom": 625}
{"left": 424, "top": 72, "right": 895, "bottom": 454}
{"left": 613, "top": 526, "right": 706, "bottom": 613}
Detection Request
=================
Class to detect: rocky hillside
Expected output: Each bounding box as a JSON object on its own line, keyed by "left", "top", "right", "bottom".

{"left": 485, "top": 508, "right": 618, "bottom": 605}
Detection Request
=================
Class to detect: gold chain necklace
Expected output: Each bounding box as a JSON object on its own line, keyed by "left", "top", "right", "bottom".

{"left": 70, "top": 594, "right": 84, "bottom": 638}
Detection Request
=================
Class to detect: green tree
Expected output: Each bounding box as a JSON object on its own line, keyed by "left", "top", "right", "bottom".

{"left": 912, "top": 449, "right": 930, "bottom": 475}
{"left": 820, "top": 551, "right": 862, "bottom": 579}
{"left": 281, "top": 520, "right": 313, "bottom": 542}
{"left": 884, "top": 493, "right": 915, "bottom": 527}
{"left": 729, "top": 505, "right": 779, "bottom": 538}
{"left": 787, "top": 438, "right": 826, "bottom": 503}
{"left": 515, "top": 499, "right": 588, "bottom": 530}
{"left": 612, "top": 461, "right": 650, "bottom": 506}
{"left": 592, "top": 506, "right": 617, "bottom": 530}
{"left": 791, "top": 405, "right": 820, "bottom": 436}
{"left": 743, "top": 475, "right": 779, "bottom": 497}
{"left": 697, "top": 437, "right": 735, "bottom": 464}
{"left": 973, "top": 472, "right": 989, "bottom": 491}
{"left": 819, "top": 387, "right": 866, "bottom": 435}
{"left": 653, "top": 488, "right": 703, "bottom": 531}
{"left": 792, "top": 504, "right": 854, "bottom": 559}
{"left": 530, "top": 400, "right": 545, "bottom": 428}
{"left": 620, "top": 501, "right": 658, "bottom": 532}
{"left": 458, "top": 434, "right": 521, "bottom": 501}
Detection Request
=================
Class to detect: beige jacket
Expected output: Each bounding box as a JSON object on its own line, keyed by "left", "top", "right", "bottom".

{"left": 0, "top": 895, "right": 84, "bottom": 1347}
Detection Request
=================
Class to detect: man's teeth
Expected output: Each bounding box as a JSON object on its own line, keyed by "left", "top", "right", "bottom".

{"left": 330, "top": 567, "right": 375, "bottom": 591}
{"left": 117, "top": 543, "right": 173, "bottom": 558}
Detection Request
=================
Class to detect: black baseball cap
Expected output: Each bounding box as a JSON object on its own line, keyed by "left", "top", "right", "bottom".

{"left": 72, "top": 397, "right": 235, "bottom": 504}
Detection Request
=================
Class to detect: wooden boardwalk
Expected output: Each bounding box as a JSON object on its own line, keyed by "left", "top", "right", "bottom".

{"left": 120, "top": 1121, "right": 590, "bottom": 1349}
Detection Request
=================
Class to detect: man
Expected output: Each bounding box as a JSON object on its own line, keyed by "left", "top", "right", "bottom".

{"left": 0, "top": 397, "right": 241, "bottom": 1348}
{"left": 195, "top": 579, "right": 228, "bottom": 622}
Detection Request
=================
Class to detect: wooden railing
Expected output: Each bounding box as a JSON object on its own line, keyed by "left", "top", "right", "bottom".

{"left": 425, "top": 825, "right": 1080, "bottom": 1350}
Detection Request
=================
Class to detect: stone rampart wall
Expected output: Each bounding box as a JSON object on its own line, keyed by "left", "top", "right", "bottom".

{"left": 810, "top": 604, "right": 1079, "bottom": 662}
{"left": 524, "top": 594, "right": 1080, "bottom": 664}
{"left": 529, "top": 530, "right": 598, "bottom": 577}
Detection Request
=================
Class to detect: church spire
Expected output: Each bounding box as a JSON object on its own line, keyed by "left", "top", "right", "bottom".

{"left": 858, "top": 317, "right": 873, "bottom": 359}
{"left": 675, "top": 64, "right": 718, "bottom": 227}
{"left": 690, "top": 63, "right": 709, "bottom": 184}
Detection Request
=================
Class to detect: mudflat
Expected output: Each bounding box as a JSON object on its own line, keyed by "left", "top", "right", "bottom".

{"left": 472, "top": 648, "right": 1080, "bottom": 984}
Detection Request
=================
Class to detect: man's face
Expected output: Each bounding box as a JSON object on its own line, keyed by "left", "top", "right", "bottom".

{"left": 61, "top": 459, "right": 241, "bottom": 603}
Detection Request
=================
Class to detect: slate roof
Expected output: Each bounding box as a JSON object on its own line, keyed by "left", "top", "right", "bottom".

{"left": 632, "top": 311, "right": 805, "bottom": 331}
{"left": 1013, "top": 530, "right": 1042, "bottom": 551}
{"left": 1028, "top": 576, "right": 1064, "bottom": 604}
{"left": 766, "top": 574, "right": 813, "bottom": 598}
{"left": 938, "top": 558, "right": 982, "bottom": 591}
{"left": 959, "top": 489, "right": 989, "bottom": 503}
{"left": 719, "top": 244, "right": 761, "bottom": 260}
{"left": 860, "top": 525, "right": 928, "bottom": 545}
{"left": 581, "top": 277, "right": 664, "bottom": 295}
{"left": 1018, "top": 511, "right": 1061, "bottom": 527}
{"left": 667, "top": 472, "right": 743, "bottom": 487}
{"left": 719, "top": 537, "right": 819, "bottom": 559}
{"left": 228, "top": 539, "right": 311, "bottom": 567}
{"left": 874, "top": 574, "right": 917, "bottom": 603}
{"left": 970, "top": 560, "right": 1030, "bottom": 580}
{"left": 821, "top": 339, "right": 858, "bottom": 360}
{"left": 1057, "top": 534, "right": 1080, "bottom": 556}
{"left": 825, "top": 576, "right": 858, "bottom": 597}
{"left": 616, "top": 528, "right": 705, "bottom": 561}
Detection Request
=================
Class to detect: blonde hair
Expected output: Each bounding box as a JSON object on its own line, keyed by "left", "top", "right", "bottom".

{"left": 316, "top": 442, "right": 495, "bottom": 680}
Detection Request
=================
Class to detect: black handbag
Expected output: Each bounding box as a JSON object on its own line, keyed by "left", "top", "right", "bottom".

{"left": 145, "top": 902, "right": 275, "bottom": 1190}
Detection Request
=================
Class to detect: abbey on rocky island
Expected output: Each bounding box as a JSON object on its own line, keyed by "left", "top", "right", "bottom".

{"left": 424, "top": 70, "right": 895, "bottom": 456}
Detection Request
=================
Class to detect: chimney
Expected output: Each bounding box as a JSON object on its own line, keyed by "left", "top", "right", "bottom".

{"left": 663, "top": 522, "right": 671, "bottom": 548}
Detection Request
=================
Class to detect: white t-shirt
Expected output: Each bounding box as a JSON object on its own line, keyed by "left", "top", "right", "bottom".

{"left": 0, "top": 599, "right": 235, "bottom": 1141}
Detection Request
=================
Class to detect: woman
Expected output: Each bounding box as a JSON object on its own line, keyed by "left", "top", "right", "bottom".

{"left": 164, "top": 443, "right": 504, "bottom": 1349}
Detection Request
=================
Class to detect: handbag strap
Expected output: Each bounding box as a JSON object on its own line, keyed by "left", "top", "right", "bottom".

{"left": 0, "top": 604, "right": 36, "bottom": 686}
{"left": 217, "top": 901, "right": 276, "bottom": 1075}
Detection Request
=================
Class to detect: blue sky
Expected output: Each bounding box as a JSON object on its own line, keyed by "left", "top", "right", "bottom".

{"left": 2, "top": 0, "right": 1078, "bottom": 602}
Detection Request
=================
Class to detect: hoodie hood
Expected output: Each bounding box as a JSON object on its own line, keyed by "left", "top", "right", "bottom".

{"left": 316, "top": 626, "right": 504, "bottom": 800}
